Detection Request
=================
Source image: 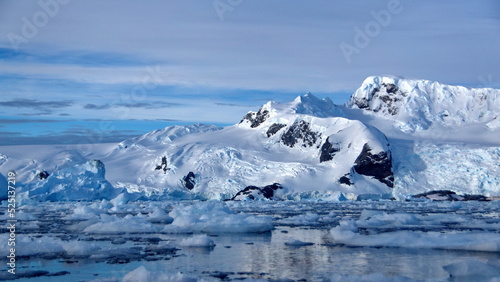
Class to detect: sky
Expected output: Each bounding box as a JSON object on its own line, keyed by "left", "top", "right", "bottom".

{"left": 0, "top": 0, "right": 499, "bottom": 145}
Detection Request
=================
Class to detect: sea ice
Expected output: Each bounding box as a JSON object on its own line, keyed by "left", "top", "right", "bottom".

{"left": 330, "top": 218, "right": 500, "bottom": 252}
{"left": 178, "top": 234, "right": 216, "bottom": 248}
{"left": 284, "top": 239, "right": 314, "bottom": 247}
{"left": 83, "top": 214, "right": 161, "bottom": 234}
{"left": 122, "top": 266, "right": 197, "bottom": 282}
{"left": 163, "top": 201, "right": 273, "bottom": 233}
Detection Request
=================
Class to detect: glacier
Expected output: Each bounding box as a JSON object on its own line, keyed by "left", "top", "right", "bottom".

{"left": 1, "top": 75, "right": 499, "bottom": 281}
{"left": 0, "top": 76, "right": 499, "bottom": 201}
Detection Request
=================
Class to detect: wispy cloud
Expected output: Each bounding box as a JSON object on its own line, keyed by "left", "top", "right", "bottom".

{"left": 0, "top": 129, "right": 144, "bottom": 146}
{"left": 0, "top": 99, "right": 73, "bottom": 115}
{"left": 0, "top": 99, "right": 73, "bottom": 109}
{"left": 0, "top": 48, "right": 157, "bottom": 67}
{"left": 114, "top": 101, "right": 182, "bottom": 109}
{"left": 0, "top": 1, "right": 498, "bottom": 145}
{"left": 84, "top": 101, "right": 183, "bottom": 110}
{"left": 84, "top": 103, "right": 111, "bottom": 110}
{"left": 0, "top": 118, "right": 71, "bottom": 124}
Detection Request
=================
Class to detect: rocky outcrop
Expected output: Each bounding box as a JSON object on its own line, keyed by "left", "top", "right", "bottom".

{"left": 239, "top": 107, "right": 270, "bottom": 128}
{"left": 231, "top": 183, "right": 283, "bottom": 201}
{"left": 319, "top": 137, "right": 340, "bottom": 163}
{"left": 266, "top": 123, "right": 286, "bottom": 137}
{"left": 353, "top": 144, "right": 394, "bottom": 187}
{"left": 281, "top": 120, "right": 320, "bottom": 148}
{"left": 349, "top": 78, "right": 408, "bottom": 116}
{"left": 154, "top": 156, "right": 170, "bottom": 174}
{"left": 38, "top": 170, "right": 50, "bottom": 180}
{"left": 412, "top": 190, "right": 489, "bottom": 201}
{"left": 182, "top": 172, "right": 196, "bottom": 190}
{"left": 339, "top": 174, "right": 352, "bottom": 186}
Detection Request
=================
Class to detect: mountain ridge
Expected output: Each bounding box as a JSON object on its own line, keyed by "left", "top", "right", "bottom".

{"left": 1, "top": 76, "right": 499, "bottom": 202}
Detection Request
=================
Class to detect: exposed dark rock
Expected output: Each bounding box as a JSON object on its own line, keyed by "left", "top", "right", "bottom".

{"left": 352, "top": 83, "right": 404, "bottom": 115}
{"left": 339, "top": 174, "right": 352, "bottom": 186}
{"left": 266, "top": 123, "right": 286, "bottom": 137}
{"left": 383, "top": 83, "right": 398, "bottom": 94}
{"left": 353, "top": 143, "right": 394, "bottom": 188}
{"left": 281, "top": 120, "right": 320, "bottom": 148}
{"left": 155, "top": 156, "right": 170, "bottom": 174}
{"left": 319, "top": 137, "right": 340, "bottom": 163}
{"left": 38, "top": 170, "right": 50, "bottom": 180}
{"left": 231, "top": 183, "right": 283, "bottom": 201}
{"left": 260, "top": 183, "right": 283, "bottom": 199}
{"left": 183, "top": 172, "right": 196, "bottom": 190}
{"left": 232, "top": 186, "right": 260, "bottom": 200}
{"left": 412, "top": 190, "right": 489, "bottom": 201}
{"left": 239, "top": 107, "right": 270, "bottom": 128}
{"left": 463, "top": 194, "right": 489, "bottom": 201}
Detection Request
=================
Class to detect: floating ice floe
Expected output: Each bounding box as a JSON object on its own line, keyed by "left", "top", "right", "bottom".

{"left": 178, "top": 234, "right": 216, "bottom": 248}
{"left": 162, "top": 201, "right": 273, "bottom": 233}
{"left": 0, "top": 235, "right": 100, "bottom": 257}
{"left": 330, "top": 213, "right": 500, "bottom": 252}
{"left": 83, "top": 214, "right": 161, "bottom": 234}
{"left": 146, "top": 206, "right": 174, "bottom": 223}
{"left": 277, "top": 212, "right": 321, "bottom": 226}
{"left": 122, "top": 266, "right": 197, "bottom": 282}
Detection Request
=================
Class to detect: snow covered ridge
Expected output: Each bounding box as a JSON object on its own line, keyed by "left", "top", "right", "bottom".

{"left": 347, "top": 75, "right": 500, "bottom": 132}
{"left": 1, "top": 76, "right": 499, "bottom": 202}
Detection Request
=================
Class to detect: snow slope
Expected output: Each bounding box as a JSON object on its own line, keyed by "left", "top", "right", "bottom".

{"left": 100, "top": 93, "right": 394, "bottom": 200}
{"left": 0, "top": 76, "right": 499, "bottom": 201}
{"left": 344, "top": 76, "right": 500, "bottom": 197}
{"left": 347, "top": 75, "right": 500, "bottom": 133}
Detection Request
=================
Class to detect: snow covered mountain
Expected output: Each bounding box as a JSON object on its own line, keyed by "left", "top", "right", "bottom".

{"left": 347, "top": 75, "right": 500, "bottom": 134}
{"left": 1, "top": 76, "right": 499, "bottom": 202}
{"left": 100, "top": 93, "right": 394, "bottom": 200}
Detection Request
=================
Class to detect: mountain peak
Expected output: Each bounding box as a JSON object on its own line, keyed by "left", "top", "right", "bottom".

{"left": 239, "top": 93, "right": 343, "bottom": 129}
{"left": 347, "top": 75, "right": 500, "bottom": 132}
{"left": 291, "top": 93, "right": 341, "bottom": 117}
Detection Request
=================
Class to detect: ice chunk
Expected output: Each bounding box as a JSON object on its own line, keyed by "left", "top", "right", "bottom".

{"left": 163, "top": 201, "right": 273, "bottom": 233}
{"left": 179, "top": 234, "right": 216, "bottom": 248}
{"left": 278, "top": 213, "right": 321, "bottom": 226}
{"left": 83, "top": 214, "right": 161, "bottom": 234}
{"left": 284, "top": 239, "right": 314, "bottom": 247}
{"left": 63, "top": 203, "right": 100, "bottom": 220}
{"left": 330, "top": 219, "right": 500, "bottom": 252}
{"left": 122, "top": 266, "right": 197, "bottom": 282}
{"left": 0, "top": 235, "right": 100, "bottom": 257}
{"left": 147, "top": 206, "right": 174, "bottom": 223}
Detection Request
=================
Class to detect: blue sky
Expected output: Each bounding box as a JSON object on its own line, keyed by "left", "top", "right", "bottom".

{"left": 0, "top": 0, "right": 499, "bottom": 145}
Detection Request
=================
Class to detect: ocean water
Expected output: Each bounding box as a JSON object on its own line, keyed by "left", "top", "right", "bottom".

{"left": 2, "top": 200, "right": 499, "bottom": 281}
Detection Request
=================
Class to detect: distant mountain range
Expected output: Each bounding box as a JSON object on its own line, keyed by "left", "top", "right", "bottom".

{"left": 1, "top": 76, "right": 499, "bottom": 202}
